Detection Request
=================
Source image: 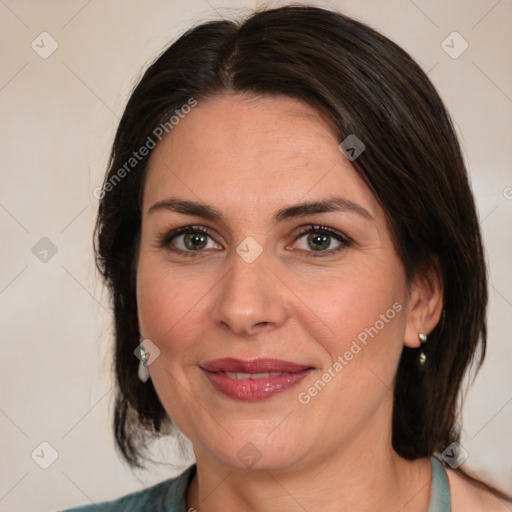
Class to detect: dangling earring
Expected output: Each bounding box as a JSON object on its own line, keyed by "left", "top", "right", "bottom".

{"left": 137, "top": 343, "right": 151, "bottom": 383}
{"left": 418, "top": 332, "right": 428, "bottom": 365}
{"left": 135, "top": 337, "right": 160, "bottom": 383}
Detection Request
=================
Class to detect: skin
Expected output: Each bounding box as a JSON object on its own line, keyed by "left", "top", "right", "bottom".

{"left": 446, "top": 471, "right": 510, "bottom": 511}
{"left": 135, "top": 92, "right": 471, "bottom": 511}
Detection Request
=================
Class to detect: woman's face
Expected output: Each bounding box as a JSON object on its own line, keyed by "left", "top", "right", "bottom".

{"left": 137, "top": 93, "right": 414, "bottom": 471}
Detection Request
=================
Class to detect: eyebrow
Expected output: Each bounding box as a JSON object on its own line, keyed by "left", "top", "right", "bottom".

{"left": 147, "top": 196, "right": 373, "bottom": 223}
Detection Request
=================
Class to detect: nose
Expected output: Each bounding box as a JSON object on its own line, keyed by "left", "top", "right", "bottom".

{"left": 212, "top": 245, "right": 289, "bottom": 337}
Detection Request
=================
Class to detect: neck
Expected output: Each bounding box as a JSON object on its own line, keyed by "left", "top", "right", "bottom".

{"left": 186, "top": 441, "right": 432, "bottom": 512}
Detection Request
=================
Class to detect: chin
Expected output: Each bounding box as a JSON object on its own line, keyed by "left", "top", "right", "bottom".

{"left": 194, "top": 428, "right": 314, "bottom": 472}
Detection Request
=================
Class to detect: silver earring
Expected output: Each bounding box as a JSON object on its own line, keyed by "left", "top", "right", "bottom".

{"left": 137, "top": 344, "right": 151, "bottom": 383}
{"left": 419, "top": 333, "right": 428, "bottom": 365}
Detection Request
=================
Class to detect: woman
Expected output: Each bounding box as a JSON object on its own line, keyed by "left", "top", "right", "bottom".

{"left": 61, "top": 4, "right": 511, "bottom": 511}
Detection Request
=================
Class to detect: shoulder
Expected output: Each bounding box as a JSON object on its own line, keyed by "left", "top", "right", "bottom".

{"left": 56, "top": 464, "right": 196, "bottom": 512}
{"left": 446, "top": 467, "right": 511, "bottom": 512}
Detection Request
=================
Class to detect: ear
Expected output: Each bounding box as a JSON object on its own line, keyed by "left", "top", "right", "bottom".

{"left": 403, "top": 259, "right": 444, "bottom": 348}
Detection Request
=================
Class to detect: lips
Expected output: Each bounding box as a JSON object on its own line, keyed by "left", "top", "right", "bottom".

{"left": 201, "top": 358, "right": 312, "bottom": 373}
{"left": 200, "top": 358, "right": 314, "bottom": 401}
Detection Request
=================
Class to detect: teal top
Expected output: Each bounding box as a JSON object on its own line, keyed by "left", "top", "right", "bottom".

{"left": 59, "top": 456, "right": 450, "bottom": 511}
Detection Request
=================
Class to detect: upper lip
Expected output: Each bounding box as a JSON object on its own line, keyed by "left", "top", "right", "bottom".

{"left": 200, "top": 358, "right": 313, "bottom": 373}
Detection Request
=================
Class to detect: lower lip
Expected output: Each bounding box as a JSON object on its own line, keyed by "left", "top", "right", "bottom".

{"left": 201, "top": 369, "right": 313, "bottom": 401}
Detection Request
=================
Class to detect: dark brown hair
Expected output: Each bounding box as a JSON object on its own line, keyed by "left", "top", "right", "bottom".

{"left": 94, "top": 3, "right": 510, "bottom": 500}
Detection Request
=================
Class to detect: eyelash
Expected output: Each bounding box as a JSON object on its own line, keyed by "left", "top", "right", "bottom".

{"left": 157, "top": 224, "right": 352, "bottom": 258}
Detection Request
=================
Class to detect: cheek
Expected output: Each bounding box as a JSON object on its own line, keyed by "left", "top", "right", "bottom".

{"left": 300, "top": 265, "right": 405, "bottom": 346}
{"left": 294, "top": 260, "right": 407, "bottom": 402}
{"left": 136, "top": 257, "right": 175, "bottom": 335}
{"left": 296, "top": 269, "right": 406, "bottom": 416}
{"left": 136, "top": 256, "right": 214, "bottom": 358}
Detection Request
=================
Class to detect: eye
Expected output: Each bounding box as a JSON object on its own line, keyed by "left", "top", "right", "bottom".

{"left": 292, "top": 225, "right": 351, "bottom": 256}
{"left": 157, "top": 224, "right": 351, "bottom": 258}
{"left": 158, "top": 225, "right": 221, "bottom": 255}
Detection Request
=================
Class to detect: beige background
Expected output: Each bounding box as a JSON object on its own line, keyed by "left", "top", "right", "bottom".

{"left": 0, "top": 0, "right": 511, "bottom": 510}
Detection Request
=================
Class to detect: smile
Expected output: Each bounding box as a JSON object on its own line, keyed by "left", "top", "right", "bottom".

{"left": 200, "top": 358, "right": 314, "bottom": 401}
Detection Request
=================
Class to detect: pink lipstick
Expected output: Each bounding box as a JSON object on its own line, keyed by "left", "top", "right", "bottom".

{"left": 200, "top": 358, "right": 313, "bottom": 401}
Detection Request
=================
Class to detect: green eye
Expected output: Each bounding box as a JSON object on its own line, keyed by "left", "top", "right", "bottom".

{"left": 294, "top": 225, "right": 351, "bottom": 256}
{"left": 159, "top": 224, "right": 351, "bottom": 258}
{"left": 182, "top": 232, "right": 209, "bottom": 250}
{"left": 160, "top": 225, "right": 220, "bottom": 256}
{"left": 306, "top": 232, "right": 332, "bottom": 251}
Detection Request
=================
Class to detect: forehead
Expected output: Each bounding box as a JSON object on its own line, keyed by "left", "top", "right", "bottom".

{"left": 143, "top": 93, "right": 379, "bottom": 220}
